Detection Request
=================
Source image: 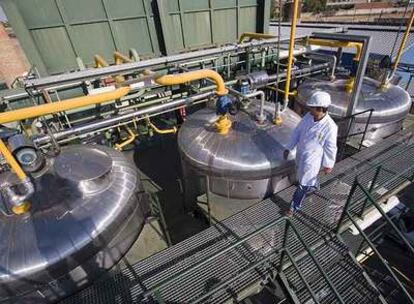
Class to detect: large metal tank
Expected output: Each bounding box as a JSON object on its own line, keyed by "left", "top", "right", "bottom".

{"left": 296, "top": 77, "right": 411, "bottom": 144}
{"left": 0, "top": 145, "right": 147, "bottom": 303}
{"left": 178, "top": 100, "right": 301, "bottom": 202}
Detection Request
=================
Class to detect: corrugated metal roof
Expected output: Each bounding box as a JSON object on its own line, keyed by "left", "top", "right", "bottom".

{"left": 271, "top": 22, "right": 414, "bottom": 58}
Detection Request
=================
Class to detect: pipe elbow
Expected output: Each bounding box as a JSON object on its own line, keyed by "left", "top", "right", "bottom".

{"left": 155, "top": 70, "right": 228, "bottom": 96}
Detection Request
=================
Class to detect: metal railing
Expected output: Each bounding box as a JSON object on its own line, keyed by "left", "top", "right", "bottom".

{"left": 142, "top": 216, "right": 348, "bottom": 304}
{"left": 337, "top": 108, "right": 375, "bottom": 160}
{"left": 335, "top": 173, "right": 414, "bottom": 303}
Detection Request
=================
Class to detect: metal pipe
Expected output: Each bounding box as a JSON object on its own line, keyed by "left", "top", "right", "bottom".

{"left": 147, "top": 119, "right": 177, "bottom": 135}
{"left": 239, "top": 32, "right": 275, "bottom": 43}
{"left": 24, "top": 36, "right": 304, "bottom": 89}
{"left": 114, "top": 51, "right": 133, "bottom": 64}
{"left": 94, "top": 55, "right": 109, "bottom": 68}
{"left": 0, "top": 87, "right": 130, "bottom": 125}
{"left": 304, "top": 52, "right": 337, "bottom": 80}
{"left": 245, "top": 90, "right": 266, "bottom": 123}
{"left": 0, "top": 138, "right": 27, "bottom": 181}
{"left": 114, "top": 126, "right": 137, "bottom": 151}
{"left": 386, "top": 11, "right": 414, "bottom": 86}
{"left": 307, "top": 38, "right": 363, "bottom": 61}
{"left": 282, "top": 0, "right": 299, "bottom": 109}
{"left": 95, "top": 54, "right": 124, "bottom": 83}
{"left": 33, "top": 92, "right": 214, "bottom": 145}
{"left": 155, "top": 70, "right": 228, "bottom": 96}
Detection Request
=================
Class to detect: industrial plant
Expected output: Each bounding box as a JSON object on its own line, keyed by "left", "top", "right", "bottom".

{"left": 0, "top": 0, "right": 413, "bottom": 303}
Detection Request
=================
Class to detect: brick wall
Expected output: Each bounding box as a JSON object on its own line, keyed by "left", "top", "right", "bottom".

{"left": 0, "top": 23, "right": 29, "bottom": 87}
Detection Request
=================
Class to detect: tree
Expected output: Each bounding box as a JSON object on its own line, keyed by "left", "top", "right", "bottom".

{"left": 303, "top": 0, "right": 328, "bottom": 13}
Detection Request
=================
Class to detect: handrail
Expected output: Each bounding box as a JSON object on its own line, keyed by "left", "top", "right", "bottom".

{"left": 342, "top": 208, "right": 414, "bottom": 303}
{"left": 144, "top": 216, "right": 347, "bottom": 303}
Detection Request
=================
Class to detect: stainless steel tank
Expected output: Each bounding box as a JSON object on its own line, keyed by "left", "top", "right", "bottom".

{"left": 0, "top": 145, "right": 147, "bottom": 303}
{"left": 296, "top": 77, "right": 411, "bottom": 144}
{"left": 178, "top": 100, "right": 301, "bottom": 202}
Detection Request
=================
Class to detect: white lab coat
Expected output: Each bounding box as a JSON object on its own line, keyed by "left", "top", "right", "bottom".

{"left": 286, "top": 113, "right": 338, "bottom": 187}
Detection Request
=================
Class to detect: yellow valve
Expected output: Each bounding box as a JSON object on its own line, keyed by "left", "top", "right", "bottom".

{"left": 273, "top": 116, "right": 283, "bottom": 126}
{"left": 155, "top": 70, "right": 228, "bottom": 96}
{"left": 12, "top": 201, "right": 31, "bottom": 215}
{"left": 215, "top": 115, "right": 232, "bottom": 135}
{"left": 239, "top": 32, "right": 275, "bottom": 43}
{"left": 345, "top": 77, "right": 355, "bottom": 94}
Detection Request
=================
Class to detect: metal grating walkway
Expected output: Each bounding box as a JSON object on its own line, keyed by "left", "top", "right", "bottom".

{"left": 61, "top": 126, "right": 414, "bottom": 304}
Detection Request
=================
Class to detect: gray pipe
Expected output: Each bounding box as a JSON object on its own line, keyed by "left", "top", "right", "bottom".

{"left": 24, "top": 36, "right": 312, "bottom": 89}
{"left": 33, "top": 91, "right": 215, "bottom": 145}
{"left": 304, "top": 52, "right": 337, "bottom": 80}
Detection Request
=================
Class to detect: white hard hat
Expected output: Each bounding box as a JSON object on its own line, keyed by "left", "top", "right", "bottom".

{"left": 306, "top": 91, "right": 331, "bottom": 108}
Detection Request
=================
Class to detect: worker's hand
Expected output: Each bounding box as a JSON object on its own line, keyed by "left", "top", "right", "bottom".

{"left": 322, "top": 167, "right": 333, "bottom": 175}
{"left": 283, "top": 149, "right": 290, "bottom": 160}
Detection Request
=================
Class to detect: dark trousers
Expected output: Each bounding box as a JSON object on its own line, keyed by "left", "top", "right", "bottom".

{"left": 290, "top": 184, "right": 317, "bottom": 211}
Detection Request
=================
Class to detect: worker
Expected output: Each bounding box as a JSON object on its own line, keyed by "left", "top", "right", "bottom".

{"left": 283, "top": 91, "right": 338, "bottom": 216}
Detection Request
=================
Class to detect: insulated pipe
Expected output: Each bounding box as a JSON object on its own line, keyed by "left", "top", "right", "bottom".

{"left": 239, "top": 32, "right": 275, "bottom": 43}
{"left": 155, "top": 70, "right": 228, "bottom": 96}
{"left": 283, "top": 0, "right": 299, "bottom": 109}
{"left": 0, "top": 87, "right": 130, "bottom": 125}
{"left": 386, "top": 10, "right": 414, "bottom": 86}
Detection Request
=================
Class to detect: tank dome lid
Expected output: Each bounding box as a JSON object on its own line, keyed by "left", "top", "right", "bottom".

{"left": 55, "top": 146, "right": 112, "bottom": 182}
{"left": 178, "top": 102, "right": 301, "bottom": 179}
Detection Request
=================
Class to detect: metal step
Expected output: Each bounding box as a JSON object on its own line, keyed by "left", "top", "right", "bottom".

{"left": 364, "top": 267, "right": 412, "bottom": 304}
{"left": 281, "top": 238, "right": 383, "bottom": 304}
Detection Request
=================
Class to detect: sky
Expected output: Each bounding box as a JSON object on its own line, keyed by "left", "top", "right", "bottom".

{"left": 0, "top": 5, "right": 6, "bottom": 21}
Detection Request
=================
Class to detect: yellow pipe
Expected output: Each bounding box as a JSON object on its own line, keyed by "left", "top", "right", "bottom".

{"left": 115, "top": 126, "right": 137, "bottom": 151}
{"left": 94, "top": 54, "right": 109, "bottom": 68}
{"left": 388, "top": 11, "right": 414, "bottom": 84}
{"left": 0, "top": 87, "right": 130, "bottom": 125}
{"left": 148, "top": 121, "right": 177, "bottom": 135}
{"left": 155, "top": 70, "right": 228, "bottom": 96}
{"left": 95, "top": 54, "right": 124, "bottom": 82}
{"left": 283, "top": 0, "right": 299, "bottom": 105}
{"left": 239, "top": 32, "right": 275, "bottom": 43}
{"left": 114, "top": 51, "right": 133, "bottom": 64}
{"left": 0, "top": 138, "right": 27, "bottom": 181}
{"left": 307, "top": 38, "right": 363, "bottom": 61}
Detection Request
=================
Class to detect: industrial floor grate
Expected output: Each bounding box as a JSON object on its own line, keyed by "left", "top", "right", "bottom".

{"left": 61, "top": 127, "right": 414, "bottom": 303}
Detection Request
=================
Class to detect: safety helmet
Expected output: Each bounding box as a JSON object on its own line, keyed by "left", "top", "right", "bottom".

{"left": 306, "top": 91, "right": 331, "bottom": 108}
